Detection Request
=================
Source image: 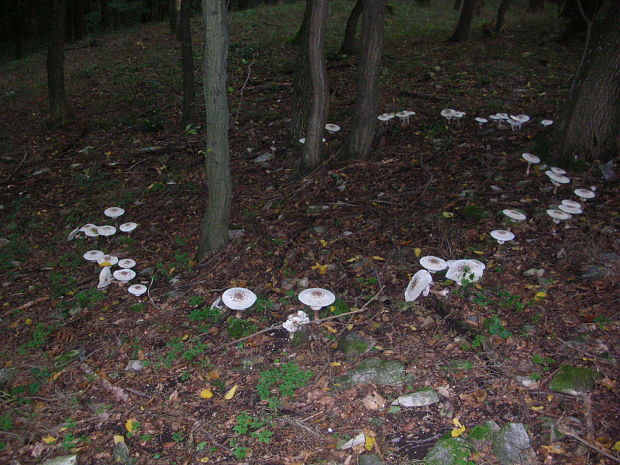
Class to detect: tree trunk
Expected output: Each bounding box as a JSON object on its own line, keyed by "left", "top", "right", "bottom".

{"left": 453, "top": 0, "right": 462, "bottom": 10}
{"left": 339, "top": 0, "right": 363, "bottom": 55}
{"left": 291, "top": 0, "right": 311, "bottom": 46}
{"left": 180, "top": 0, "right": 194, "bottom": 126}
{"left": 100, "top": 0, "right": 110, "bottom": 31}
{"left": 198, "top": 0, "right": 232, "bottom": 260}
{"left": 291, "top": 0, "right": 313, "bottom": 142}
{"left": 448, "top": 0, "right": 477, "bottom": 42}
{"left": 527, "top": 0, "right": 543, "bottom": 11}
{"left": 494, "top": 0, "right": 511, "bottom": 33}
{"left": 47, "top": 0, "right": 73, "bottom": 125}
{"left": 300, "top": 0, "right": 329, "bottom": 173}
{"left": 169, "top": 0, "right": 181, "bottom": 36}
{"left": 74, "top": 0, "right": 86, "bottom": 39}
{"left": 554, "top": 2, "right": 620, "bottom": 164}
{"left": 342, "top": 0, "right": 386, "bottom": 160}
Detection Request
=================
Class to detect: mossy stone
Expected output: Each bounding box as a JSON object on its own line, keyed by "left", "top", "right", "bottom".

{"left": 425, "top": 437, "right": 472, "bottom": 465}
{"left": 337, "top": 333, "right": 374, "bottom": 356}
{"left": 549, "top": 365, "right": 601, "bottom": 395}
{"left": 331, "top": 358, "right": 408, "bottom": 390}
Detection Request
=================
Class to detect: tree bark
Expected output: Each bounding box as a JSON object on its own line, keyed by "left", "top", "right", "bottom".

{"left": 554, "top": 2, "right": 620, "bottom": 164}
{"left": 494, "top": 0, "right": 511, "bottom": 33}
{"left": 448, "top": 0, "right": 477, "bottom": 42}
{"left": 291, "top": 0, "right": 311, "bottom": 46}
{"left": 198, "top": 0, "right": 232, "bottom": 260}
{"left": 527, "top": 0, "right": 543, "bottom": 11}
{"left": 47, "top": 0, "right": 73, "bottom": 125}
{"left": 300, "top": 0, "right": 329, "bottom": 173}
{"left": 179, "top": 0, "right": 194, "bottom": 126}
{"left": 291, "top": 0, "right": 313, "bottom": 142}
{"left": 453, "top": 0, "right": 462, "bottom": 10}
{"left": 100, "top": 0, "right": 110, "bottom": 31}
{"left": 342, "top": 0, "right": 386, "bottom": 160}
{"left": 339, "top": 0, "right": 363, "bottom": 55}
{"left": 169, "top": 0, "right": 182, "bottom": 36}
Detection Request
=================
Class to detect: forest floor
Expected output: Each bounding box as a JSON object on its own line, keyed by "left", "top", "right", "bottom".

{"left": 0, "top": 1, "right": 618, "bottom": 464}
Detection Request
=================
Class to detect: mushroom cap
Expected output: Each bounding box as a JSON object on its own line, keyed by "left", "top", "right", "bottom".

{"left": 440, "top": 109, "right": 456, "bottom": 118}
{"left": 80, "top": 223, "right": 98, "bottom": 232}
{"left": 325, "top": 123, "right": 341, "bottom": 133}
{"left": 113, "top": 269, "right": 136, "bottom": 282}
{"left": 83, "top": 250, "right": 105, "bottom": 262}
{"left": 283, "top": 310, "right": 311, "bottom": 333}
{"left": 97, "top": 254, "right": 118, "bottom": 266}
{"left": 298, "top": 288, "right": 335, "bottom": 311}
{"left": 453, "top": 111, "right": 466, "bottom": 118}
{"left": 560, "top": 199, "right": 582, "bottom": 209}
{"left": 545, "top": 171, "right": 570, "bottom": 185}
{"left": 104, "top": 207, "right": 125, "bottom": 218}
{"left": 490, "top": 229, "right": 515, "bottom": 244}
{"left": 119, "top": 222, "right": 137, "bottom": 232}
{"left": 83, "top": 226, "right": 100, "bottom": 237}
{"left": 118, "top": 258, "right": 136, "bottom": 269}
{"left": 97, "top": 266, "right": 113, "bottom": 289}
{"left": 98, "top": 225, "right": 117, "bottom": 237}
{"left": 558, "top": 204, "right": 582, "bottom": 215}
{"left": 377, "top": 113, "right": 395, "bottom": 121}
{"left": 396, "top": 110, "right": 415, "bottom": 118}
{"left": 546, "top": 209, "right": 572, "bottom": 222}
{"left": 475, "top": 117, "right": 488, "bottom": 124}
{"left": 128, "top": 284, "right": 147, "bottom": 296}
{"left": 68, "top": 227, "right": 81, "bottom": 241}
{"left": 222, "top": 287, "right": 257, "bottom": 311}
{"left": 574, "top": 188, "right": 595, "bottom": 199}
{"left": 404, "top": 269, "right": 433, "bottom": 302}
{"left": 510, "top": 114, "right": 530, "bottom": 123}
{"left": 445, "top": 259, "right": 485, "bottom": 285}
{"left": 550, "top": 166, "right": 567, "bottom": 175}
{"left": 521, "top": 153, "right": 540, "bottom": 164}
{"left": 541, "top": 119, "right": 554, "bottom": 127}
{"left": 502, "top": 209, "right": 527, "bottom": 222}
{"left": 419, "top": 255, "right": 448, "bottom": 272}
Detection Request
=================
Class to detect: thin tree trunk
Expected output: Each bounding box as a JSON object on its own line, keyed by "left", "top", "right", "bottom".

{"left": 448, "top": 0, "right": 477, "bottom": 42}
{"left": 180, "top": 0, "right": 194, "bottom": 126}
{"left": 300, "top": 0, "right": 329, "bottom": 173}
{"left": 343, "top": 0, "right": 386, "bottom": 160}
{"left": 291, "top": 0, "right": 312, "bottom": 46}
{"left": 339, "top": 0, "right": 363, "bottom": 55}
{"left": 198, "top": 0, "right": 232, "bottom": 260}
{"left": 554, "top": 2, "right": 620, "bottom": 163}
{"left": 495, "top": 0, "right": 511, "bottom": 33}
{"left": 169, "top": 0, "right": 181, "bottom": 36}
{"left": 453, "top": 0, "right": 462, "bottom": 10}
{"left": 47, "top": 0, "right": 73, "bottom": 125}
{"left": 527, "top": 0, "right": 543, "bottom": 11}
{"left": 100, "top": 0, "right": 110, "bottom": 31}
{"left": 291, "top": 0, "right": 313, "bottom": 142}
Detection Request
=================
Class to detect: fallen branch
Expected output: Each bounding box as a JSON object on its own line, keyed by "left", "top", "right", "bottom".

{"left": 558, "top": 424, "right": 620, "bottom": 464}
{"left": 222, "top": 286, "right": 384, "bottom": 348}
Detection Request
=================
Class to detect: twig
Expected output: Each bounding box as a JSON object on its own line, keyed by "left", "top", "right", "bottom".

{"left": 558, "top": 424, "right": 620, "bottom": 464}
{"left": 147, "top": 274, "right": 160, "bottom": 310}
{"left": 222, "top": 286, "right": 385, "bottom": 347}
{"left": 232, "top": 58, "right": 255, "bottom": 126}
{"left": 569, "top": 0, "right": 594, "bottom": 95}
{"left": 191, "top": 421, "right": 232, "bottom": 453}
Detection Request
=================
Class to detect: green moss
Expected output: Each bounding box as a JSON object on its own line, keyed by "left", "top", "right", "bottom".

{"left": 469, "top": 424, "right": 492, "bottom": 440}
{"left": 549, "top": 365, "right": 601, "bottom": 395}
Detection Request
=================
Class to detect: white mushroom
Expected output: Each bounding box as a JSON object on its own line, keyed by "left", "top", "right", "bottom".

{"left": 521, "top": 153, "right": 540, "bottom": 175}
{"left": 475, "top": 117, "right": 488, "bottom": 126}
{"left": 509, "top": 114, "right": 530, "bottom": 130}
{"left": 419, "top": 256, "right": 448, "bottom": 273}
{"left": 98, "top": 266, "right": 113, "bottom": 289}
{"left": 97, "top": 225, "right": 117, "bottom": 237}
{"left": 282, "top": 311, "right": 311, "bottom": 338}
{"left": 97, "top": 254, "right": 118, "bottom": 267}
{"left": 83, "top": 226, "right": 100, "bottom": 238}
{"left": 325, "top": 124, "right": 341, "bottom": 134}
{"left": 113, "top": 269, "right": 136, "bottom": 283}
{"left": 550, "top": 166, "right": 567, "bottom": 175}
{"left": 298, "top": 288, "right": 336, "bottom": 321}
{"left": 67, "top": 227, "right": 81, "bottom": 241}
{"left": 80, "top": 223, "right": 98, "bottom": 232}
{"left": 396, "top": 110, "right": 415, "bottom": 123}
{"left": 440, "top": 109, "right": 456, "bottom": 122}
{"left": 490, "top": 229, "right": 515, "bottom": 245}
{"left": 83, "top": 250, "right": 105, "bottom": 262}
{"left": 558, "top": 203, "right": 582, "bottom": 215}
{"left": 574, "top": 188, "right": 595, "bottom": 200}
{"left": 502, "top": 209, "right": 527, "bottom": 222}
{"left": 540, "top": 119, "right": 554, "bottom": 127}
{"left": 404, "top": 270, "right": 433, "bottom": 302}
{"left": 104, "top": 207, "right": 125, "bottom": 218}
{"left": 377, "top": 113, "right": 395, "bottom": 123}
{"left": 560, "top": 199, "right": 582, "bottom": 210}
{"left": 222, "top": 287, "right": 257, "bottom": 318}
{"left": 445, "top": 259, "right": 485, "bottom": 286}
{"left": 546, "top": 208, "right": 572, "bottom": 224}
{"left": 118, "top": 258, "right": 136, "bottom": 269}
{"left": 545, "top": 170, "right": 570, "bottom": 194}
{"left": 128, "top": 284, "right": 147, "bottom": 296}
{"left": 119, "top": 222, "right": 137, "bottom": 233}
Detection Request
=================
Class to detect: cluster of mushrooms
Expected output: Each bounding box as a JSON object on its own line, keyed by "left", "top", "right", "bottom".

{"left": 70, "top": 207, "right": 147, "bottom": 297}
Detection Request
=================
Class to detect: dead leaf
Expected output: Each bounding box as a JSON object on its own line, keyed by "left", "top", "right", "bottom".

{"left": 362, "top": 391, "right": 386, "bottom": 411}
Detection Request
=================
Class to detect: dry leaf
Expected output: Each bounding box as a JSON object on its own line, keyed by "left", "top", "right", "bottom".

{"left": 125, "top": 418, "right": 139, "bottom": 433}
{"left": 224, "top": 385, "right": 238, "bottom": 400}
{"left": 362, "top": 391, "right": 386, "bottom": 411}
{"left": 42, "top": 435, "right": 57, "bottom": 444}
{"left": 168, "top": 389, "right": 179, "bottom": 405}
{"left": 199, "top": 389, "right": 213, "bottom": 399}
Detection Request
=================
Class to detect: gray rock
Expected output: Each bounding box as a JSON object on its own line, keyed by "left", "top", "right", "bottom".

{"left": 516, "top": 376, "right": 539, "bottom": 389}
{"left": 228, "top": 229, "right": 245, "bottom": 240}
{"left": 358, "top": 453, "right": 385, "bottom": 465}
{"left": 392, "top": 388, "right": 440, "bottom": 407}
{"left": 125, "top": 360, "right": 145, "bottom": 371}
{"left": 331, "top": 358, "right": 408, "bottom": 390}
{"left": 581, "top": 265, "right": 610, "bottom": 281}
{"left": 254, "top": 152, "right": 274, "bottom": 164}
{"left": 338, "top": 333, "right": 375, "bottom": 356}
{"left": 113, "top": 436, "right": 131, "bottom": 465}
{"left": 492, "top": 423, "right": 537, "bottom": 465}
{"left": 549, "top": 365, "right": 600, "bottom": 395}
{"left": 425, "top": 437, "right": 472, "bottom": 465}
{"left": 600, "top": 160, "right": 616, "bottom": 181}
{"left": 41, "top": 455, "right": 78, "bottom": 465}
{"left": 523, "top": 268, "right": 545, "bottom": 278}
{"left": 0, "top": 367, "right": 16, "bottom": 388}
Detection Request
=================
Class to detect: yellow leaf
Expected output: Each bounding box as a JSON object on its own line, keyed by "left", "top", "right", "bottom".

{"left": 442, "top": 212, "right": 454, "bottom": 218}
{"left": 207, "top": 370, "right": 220, "bottom": 380}
{"left": 99, "top": 261, "right": 113, "bottom": 267}
{"left": 224, "top": 385, "right": 238, "bottom": 400}
{"left": 324, "top": 325, "right": 338, "bottom": 334}
{"left": 535, "top": 291, "right": 546, "bottom": 301}
{"left": 125, "top": 418, "right": 138, "bottom": 433}
{"left": 372, "top": 256, "right": 385, "bottom": 261}
{"left": 331, "top": 362, "right": 341, "bottom": 367}
{"left": 374, "top": 345, "right": 383, "bottom": 350}
{"left": 42, "top": 435, "right": 57, "bottom": 444}
{"left": 51, "top": 371, "right": 63, "bottom": 381}
{"left": 613, "top": 441, "right": 620, "bottom": 452}
{"left": 346, "top": 324, "right": 353, "bottom": 330}
{"left": 473, "top": 250, "right": 484, "bottom": 255}
{"left": 524, "top": 284, "right": 539, "bottom": 290}
{"left": 25, "top": 318, "right": 32, "bottom": 325}
{"left": 181, "top": 334, "right": 189, "bottom": 341}
{"left": 311, "top": 263, "right": 328, "bottom": 274}
{"left": 113, "top": 435, "right": 125, "bottom": 445}
{"left": 451, "top": 418, "right": 466, "bottom": 437}
{"left": 199, "top": 458, "right": 210, "bottom": 463}
{"left": 474, "top": 283, "right": 483, "bottom": 290}
{"left": 200, "top": 389, "right": 213, "bottom": 399}
{"left": 530, "top": 405, "right": 544, "bottom": 411}
{"left": 345, "top": 256, "right": 361, "bottom": 263}
{"left": 320, "top": 239, "right": 328, "bottom": 246}
{"left": 365, "top": 435, "right": 376, "bottom": 451}
{"left": 414, "top": 248, "right": 422, "bottom": 257}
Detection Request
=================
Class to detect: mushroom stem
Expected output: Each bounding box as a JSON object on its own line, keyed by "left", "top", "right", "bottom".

{"left": 429, "top": 289, "right": 448, "bottom": 297}
{"left": 525, "top": 163, "right": 531, "bottom": 175}
{"left": 313, "top": 309, "right": 320, "bottom": 321}
{"left": 236, "top": 310, "right": 242, "bottom": 319}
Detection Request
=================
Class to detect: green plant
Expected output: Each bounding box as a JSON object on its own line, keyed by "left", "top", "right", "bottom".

{"left": 469, "top": 424, "right": 491, "bottom": 440}
{"left": 130, "top": 303, "right": 146, "bottom": 313}
{"left": 471, "top": 334, "right": 485, "bottom": 349}
{"left": 531, "top": 354, "right": 555, "bottom": 372}
{"left": 0, "top": 413, "right": 13, "bottom": 432}
{"left": 593, "top": 314, "right": 611, "bottom": 330}
{"left": 256, "top": 361, "right": 313, "bottom": 410}
{"left": 171, "top": 431, "right": 185, "bottom": 443}
{"left": 74, "top": 289, "right": 106, "bottom": 308}
{"left": 189, "top": 305, "right": 224, "bottom": 328}
{"left": 233, "top": 412, "right": 273, "bottom": 444}
{"left": 156, "top": 337, "right": 210, "bottom": 369}
{"left": 49, "top": 272, "right": 77, "bottom": 299}
{"left": 188, "top": 295, "right": 205, "bottom": 307}
{"left": 320, "top": 297, "right": 350, "bottom": 318}
{"left": 18, "top": 323, "right": 55, "bottom": 354}
{"left": 226, "top": 318, "right": 258, "bottom": 339}
{"left": 483, "top": 315, "right": 512, "bottom": 339}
